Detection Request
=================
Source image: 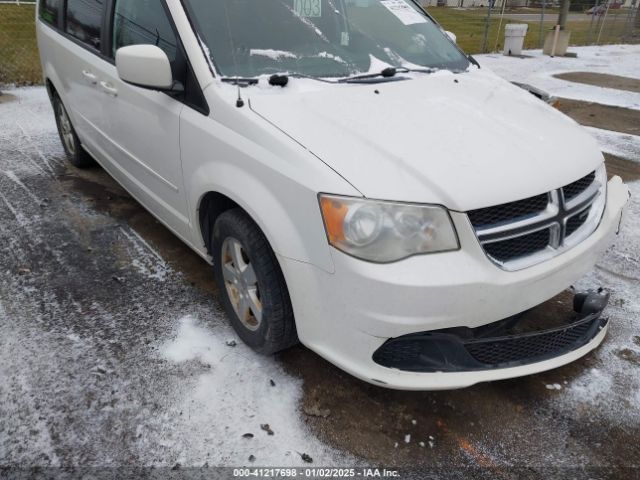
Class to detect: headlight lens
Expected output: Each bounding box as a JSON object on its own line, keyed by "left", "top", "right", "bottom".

{"left": 319, "top": 194, "right": 459, "bottom": 263}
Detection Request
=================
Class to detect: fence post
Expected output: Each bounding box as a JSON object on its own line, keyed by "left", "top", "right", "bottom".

{"left": 596, "top": 2, "right": 611, "bottom": 45}
{"left": 493, "top": 0, "right": 507, "bottom": 53}
{"left": 481, "top": 1, "right": 494, "bottom": 53}
{"left": 587, "top": 0, "right": 599, "bottom": 44}
{"left": 539, "top": 1, "right": 546, "bottom": 49}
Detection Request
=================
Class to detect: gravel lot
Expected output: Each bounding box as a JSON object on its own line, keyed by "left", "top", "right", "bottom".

{"left": 1, "top": 46, "right": 639, "bottom": 478}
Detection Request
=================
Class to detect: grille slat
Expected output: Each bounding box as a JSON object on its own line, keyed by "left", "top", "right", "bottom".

{"left": 563, "top": 171, "right": 596, "bottom": 202}
{"left": 565, "top": 208, "right": 590, "bottom": 238}
{"left": 468, "top": 171, "right": 598, "bottom": 267}
{"left": 465, "top": 321, "right": 592, "bottom": 365}
{"left": 467, "top": 193, "right": 548, "bottom": 228}
{"left": 483, "top": 228, "right": 550, "bottom": 262}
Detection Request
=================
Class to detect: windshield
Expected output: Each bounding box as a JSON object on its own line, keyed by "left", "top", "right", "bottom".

{"left": 183, "top": 0, "right": 469, "bottom": 79}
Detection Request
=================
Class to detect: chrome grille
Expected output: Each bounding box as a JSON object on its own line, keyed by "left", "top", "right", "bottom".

{"left": 563, "top": 171, "right": 596, "bottom": 202}
{"left": 483, "top": 228, "right": 551, "bottom": 262}
{"left": 468, "top": 170, "right": 605, "bottom": 271}
{"left": 467, "top": 193, "right": 548, "bottom": 228}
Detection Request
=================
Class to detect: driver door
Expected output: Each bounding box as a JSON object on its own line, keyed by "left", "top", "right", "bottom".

{"left": 92, "top": 0, "right": 190, "bottom": 238}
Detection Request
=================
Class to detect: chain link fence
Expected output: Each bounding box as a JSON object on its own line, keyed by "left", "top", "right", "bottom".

{"left": 0, "top": 1, "right": 639, "bottom": 87}
{"left": 424, "top": 1, "right": 640, "bottom": 55}
{"left": 0, "top": 1, "right": 40, "bottom": 86}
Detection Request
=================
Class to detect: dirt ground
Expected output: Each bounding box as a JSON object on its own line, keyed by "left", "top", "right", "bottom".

{"left": 556, "top": 99, "right": 640, "bottom": 137}
{"left": 0, "top": 92, "right": 16, "bottom": 105}
{"left": 554, "top": 72, "right": 640, "bottom": 94}
{"left": 1, "top": 81, "right": 639, "bottom": 478}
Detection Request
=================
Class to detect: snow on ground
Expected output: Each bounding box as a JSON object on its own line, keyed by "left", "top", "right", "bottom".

{"left": 585, "top": 126, "right": 640, "bottom": 162}
{"left": 477, "top": 45, "right": 640, "bottom": 110}
{"left": 156, "top": 315, "right": 349, "bottom": 466}
{"left": 568, "top": 190, "right": 640, "bottom": 425}
{"left": 0, "top": 87, "right": 350, "bottom": 467}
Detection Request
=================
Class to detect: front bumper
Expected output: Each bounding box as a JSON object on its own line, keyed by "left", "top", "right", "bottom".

{"left": 279, "top": 176, "right": 629, "bottom": 390}
{"left": 372, "top": 290, "right": 609, "bottom": 372}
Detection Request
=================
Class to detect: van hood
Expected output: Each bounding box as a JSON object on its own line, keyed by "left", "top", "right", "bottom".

{"left": 248, "top": 69, "right": 604, "bottom": 211}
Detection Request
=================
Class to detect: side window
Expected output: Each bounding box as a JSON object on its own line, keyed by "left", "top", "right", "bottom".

{"left": 65, "top": 0, "right": 104, "bottom": 50}
{"left": 39, "top": 0, "right": 61, "bottom": 27}
{"left": 112, "top": 0, "right": 178, "bottom": 63}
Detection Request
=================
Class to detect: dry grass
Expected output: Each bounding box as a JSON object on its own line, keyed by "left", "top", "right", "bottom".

{"left": 0, "top": 4, "right": 41, "bottom": 85}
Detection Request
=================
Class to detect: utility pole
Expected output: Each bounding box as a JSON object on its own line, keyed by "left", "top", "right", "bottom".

{"left": 558, "top": 0, "right": 570, "bottom": 30}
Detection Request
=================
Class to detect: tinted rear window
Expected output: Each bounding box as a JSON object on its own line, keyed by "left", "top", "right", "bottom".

{"left": 66, "top": 0, "right": 105, "bottom": 50}
{"left": 39, "top": 0, "right": 61, "bottom": 26}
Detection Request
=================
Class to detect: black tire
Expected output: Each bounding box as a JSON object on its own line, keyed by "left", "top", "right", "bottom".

{"left": 212, "top": 208, "right": 298, "bottom": 354}
{"left": 52, "top": 93, "right": 94, "bottom": 168}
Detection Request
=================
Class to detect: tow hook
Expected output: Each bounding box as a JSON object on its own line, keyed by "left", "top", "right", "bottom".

{"left": 573, "top": 288, "right": 610, "bottom": 316}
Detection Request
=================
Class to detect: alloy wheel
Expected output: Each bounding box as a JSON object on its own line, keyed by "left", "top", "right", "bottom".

{"left": 221, "top": 237, "right": 262, "bottom": 331}
{"left": 57, "top": 102, "right": 76, "bottom": 156}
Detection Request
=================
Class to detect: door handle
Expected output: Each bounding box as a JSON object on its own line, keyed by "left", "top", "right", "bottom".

{"left": 82, "top": 70, "right": 98, "bottom": 84}
{"left": 100, "top": 81, "right": 118, "bottom": 97}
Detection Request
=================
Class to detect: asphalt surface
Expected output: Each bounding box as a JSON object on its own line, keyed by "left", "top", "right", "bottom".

{"left": 0, "top": 86, "right": 639, "bottom": 479}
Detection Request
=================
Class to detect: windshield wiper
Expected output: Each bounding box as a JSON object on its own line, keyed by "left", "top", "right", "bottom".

{"left": 221, "top": 66, "right": 443, "bottom": 88}
{"left": 220, "top": 75, "right": 289, "bottom": 87}
{"left": 336, "top": 66, "right": 439, "bottom": 83}
{"left": 221, "top": 77, "right": 260, "bottom": 86}
{"left": 221, "top": 72, "right": 334, "bottom": 87}
{"left": 337, "top": 67, "right": 401, "bottom": 83}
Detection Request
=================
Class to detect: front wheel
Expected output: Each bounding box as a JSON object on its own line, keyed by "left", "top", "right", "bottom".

{"left": 212, "top": 209, "right": 298, "bottom": 354}
{"left": 52, "top": 94, "right": 94, "bottom": 168}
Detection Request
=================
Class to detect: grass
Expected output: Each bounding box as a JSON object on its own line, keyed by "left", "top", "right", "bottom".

{"left": 0, "top": 4, "right": 637, "bottom": 85}
{"left": 0, "top": 4, "right": 41, "bottom": 85}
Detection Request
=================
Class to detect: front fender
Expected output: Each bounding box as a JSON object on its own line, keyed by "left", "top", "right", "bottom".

{"left": 180, "top": 105, "right": 359, "bottom": 274}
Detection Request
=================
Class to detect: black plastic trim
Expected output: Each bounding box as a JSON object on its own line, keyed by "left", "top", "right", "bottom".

{"left": 373, "top": 290, "right": 610, "bottom": 373}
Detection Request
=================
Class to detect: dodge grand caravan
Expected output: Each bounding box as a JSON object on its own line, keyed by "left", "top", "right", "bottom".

{"left": 36, "top": 0, "right": 629, "bottom": 390}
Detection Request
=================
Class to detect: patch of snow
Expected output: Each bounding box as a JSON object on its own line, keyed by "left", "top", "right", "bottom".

{"left": 158, "top": 315, "right": 350, "bottom": 466}
{"left": 584, "top": 127, "right": 640, "bottom": 162}
{"left": 250, "top": 49, "right": 298, "bottom": 61}
{"left": 316, "top": 51, "right": 346, "bottom": 64}
{"left": 365, "top": 54, "right": 395, "bottom": 74}
{"left": 119, "top": 227, "right": 170, "bottom": 281}
{"left": 477, "top": 45, "right": 640, "bottom": 110}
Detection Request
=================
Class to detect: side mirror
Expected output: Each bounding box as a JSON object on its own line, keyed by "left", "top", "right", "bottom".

{"left": 116, "top": 45, "right": 174, "bottom": 90}
{"left": 445, "top": 31, "right": 457, "bottom": 44}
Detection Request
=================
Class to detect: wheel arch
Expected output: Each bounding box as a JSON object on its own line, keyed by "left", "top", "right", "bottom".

{"left": 198, "top": 191, "right": 241, "bottom": 256}
{"left": 191, "top": 172, "right": 335, "bottom": 274}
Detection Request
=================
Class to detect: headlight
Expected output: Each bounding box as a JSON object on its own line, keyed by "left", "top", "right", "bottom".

{"left": 319, "top": 194, "right": 459, "bottom": 263}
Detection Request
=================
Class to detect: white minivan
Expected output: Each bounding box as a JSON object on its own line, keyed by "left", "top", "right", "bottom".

{"left": 37, "top": 0, "right": 629, "bottom": 390}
